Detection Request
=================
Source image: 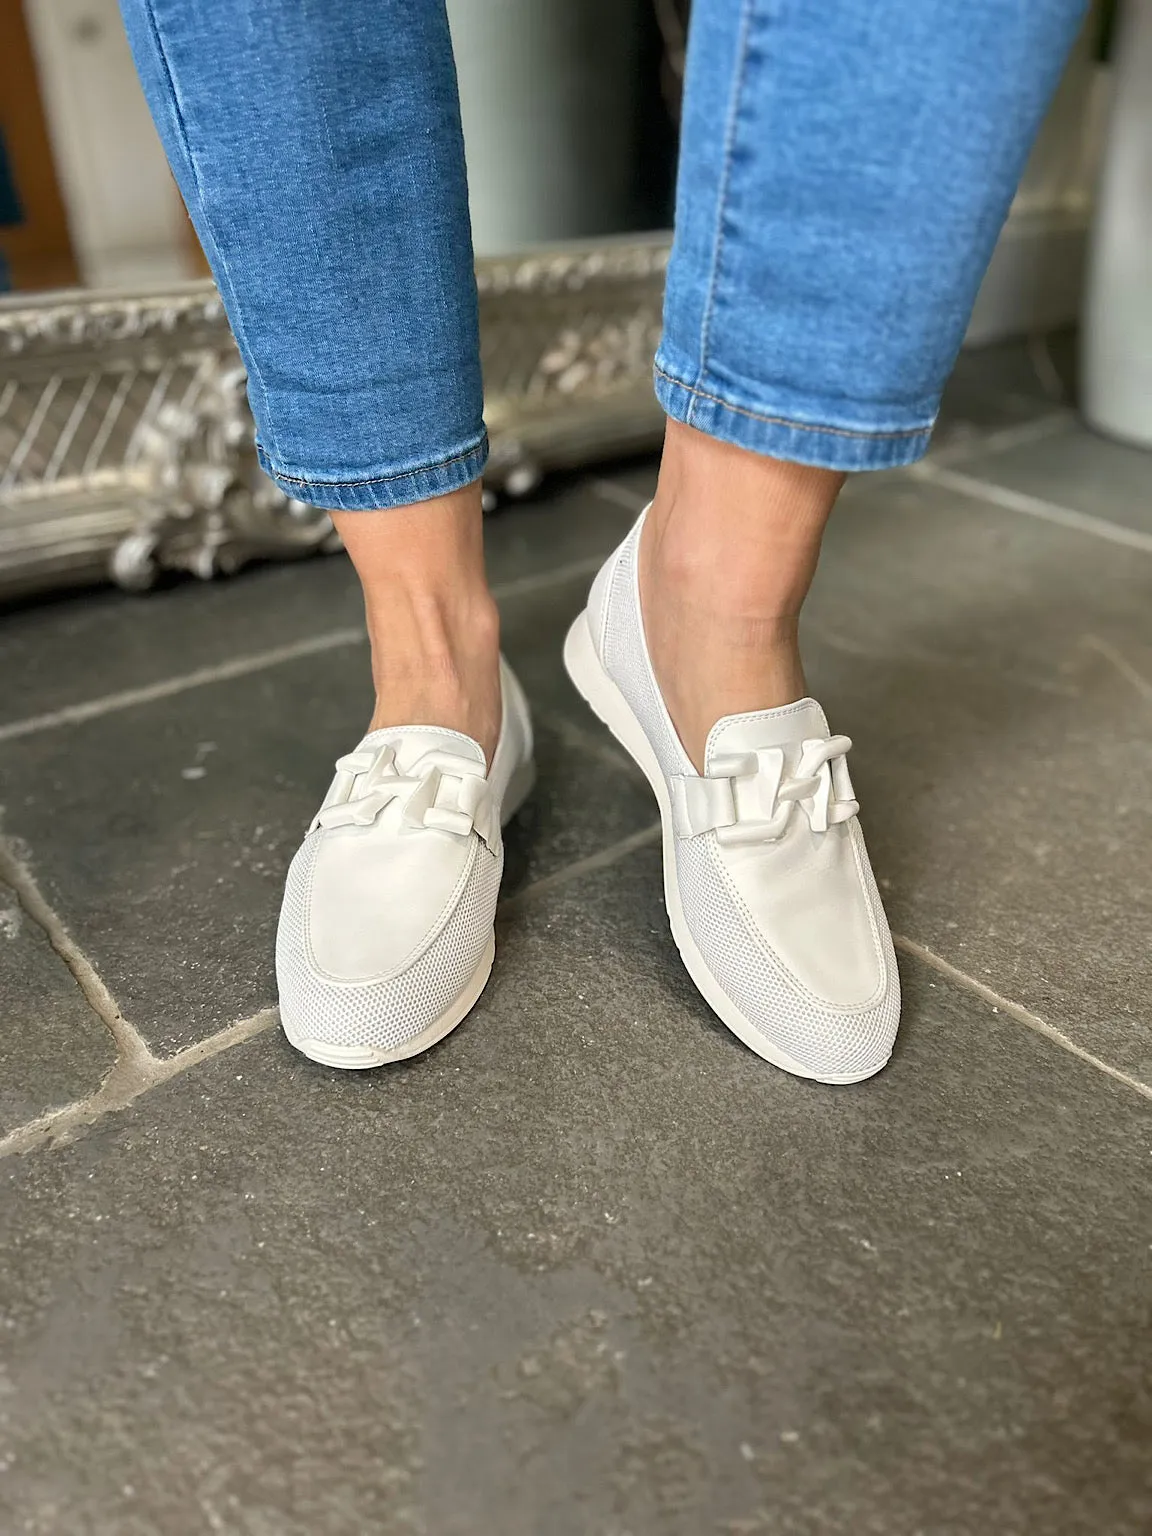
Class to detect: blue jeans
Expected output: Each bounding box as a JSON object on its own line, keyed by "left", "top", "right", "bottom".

{"left": 120, "top": 0, "right": 1085, "bottom": 507}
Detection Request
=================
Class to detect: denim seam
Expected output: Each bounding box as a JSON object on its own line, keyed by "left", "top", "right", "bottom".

{"left": 692, "top": 0, "right": 756, "bottom": 410}
{"left": 655, "top": 364, "right": 934, "bottom": 441}
{"left": 139, "top": 1, "right": 280, "bottom": 463}
{"left": 263, "top": 435, "right": 486, "bottom": 490}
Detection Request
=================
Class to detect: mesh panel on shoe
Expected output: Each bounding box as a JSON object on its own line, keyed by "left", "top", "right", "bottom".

{"left": 276, "top": 833, "right": 501, "bottom": 1051}
{"left": 603, "top": 530, "right": 691, "bottom": 780}
{"left": 674, "top": 834, "right": 899, "bottom": 1077}
{"left": 600, "top": 524, "right": 898, "bottom": 1078}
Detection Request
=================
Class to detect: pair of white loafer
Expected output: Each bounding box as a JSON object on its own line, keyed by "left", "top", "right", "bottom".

{"left": 277, "top": 514, "right": 899, "bottom": 1082}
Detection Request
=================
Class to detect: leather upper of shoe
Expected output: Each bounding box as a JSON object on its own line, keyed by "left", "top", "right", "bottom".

{"left": 690, "top": 701, "right": 887, "bottom": 1011}
{"left": 276, "top": 658, "right": 532, "bottom": 1049}
{"left": 592, "top": 517, "right": 898, "bottom": 1077}
{"left": 306, "top": 726, "right": 497, "bottom": 982}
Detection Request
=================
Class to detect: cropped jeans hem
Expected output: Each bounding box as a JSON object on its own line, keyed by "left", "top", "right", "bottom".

{"left": 256, "top": 432, "right": 489, "bottom": 512}
{"left": 653, "top": 360, "right": 936, "bottom": 473}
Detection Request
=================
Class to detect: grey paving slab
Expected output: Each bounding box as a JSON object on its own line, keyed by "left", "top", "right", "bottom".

{"left": 483, "top": 474, "right": 635, "bottom": 585}
{"left": 0, "top": 552, "right": 364, "bottom": 733}
{"left": 802, "top": 471, "right": 1152, "bottom": 1086}
{"left": 941, "top": 417, "right": 1152, "bottom": 536}
{"left": 594, "top": 456, "right": 660, "bottom": 512}
{"left": 0, "top": 885, "right": 116, "bottom": 1138}
{"left": 0, "top": 476, "right": 633, "bottom": 731}
{"left": 0, "top": 572, "right": 652, "bottom": 1057}
{"left": 1, "top": 848, "right": 1148, "bottom": 1536}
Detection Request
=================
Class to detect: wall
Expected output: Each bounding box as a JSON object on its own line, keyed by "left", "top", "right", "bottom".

{"left": 447, "top": 0, "right": 648, "bottom": 254}
{"left": 0, "top": 1, "right": 79, "bottom": 289}
{"left": 21, "top": 0, "right": 192, "bottom": 288}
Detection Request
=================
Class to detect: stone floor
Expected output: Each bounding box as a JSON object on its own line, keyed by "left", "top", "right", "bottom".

{"left": 1, "top": 334, "right": 1150, "bottom": 1535}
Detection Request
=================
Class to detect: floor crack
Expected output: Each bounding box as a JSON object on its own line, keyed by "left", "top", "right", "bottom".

{"left": 499, "top": 822, "right": 660, "bottom": 919}
{"left": 1082, "top": 634, "right": 1152, "bottom": 705}
{"left": 0, "top": 831, "right": 278, "bottom": 1159}
{"left": 893, "top": 932, "right": 1152, "bottom": 1102}
{"left": 912, "top": 461, "right": 1152, "bottom": 555}
{"left": 0, "top": 833, "right": 150, "bottom": 1072}
{"left": 0, "top": 1008, "right": 278, "bottom": 1160}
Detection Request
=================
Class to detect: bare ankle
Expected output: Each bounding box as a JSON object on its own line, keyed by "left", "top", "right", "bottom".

{"left": 331, "top": 485, "right": 503, "bottom": 761}
{"left": 640, "top": 421, "right": 845, "bottom": 769}
{"left": 361, "top": 589, "right": 500, "bottom": 754}
{"left": 646, "top": 419, "right": 843, "bottom": 610}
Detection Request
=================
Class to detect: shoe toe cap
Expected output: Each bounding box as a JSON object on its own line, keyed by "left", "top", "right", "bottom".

{"left": 275, "top": 834, "right": 500, "bottom": 1064}
{"left": 680, "top": 848, "right": 900, "bottom": 1083}
{"left": 741, "top": 979, "right": 900, "bottom": 1083}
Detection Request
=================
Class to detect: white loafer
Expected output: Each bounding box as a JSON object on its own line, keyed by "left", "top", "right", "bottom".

{"left": 277, "top": 657, "right": 534, "bottom": 1068}
{"left": 564, "top": 512, "right": 899, "bottom": 1083}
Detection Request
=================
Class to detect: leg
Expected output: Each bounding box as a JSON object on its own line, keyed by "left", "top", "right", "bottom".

{"left": 648, "top": 0, "right": 1088, "bottom": 769}
{"left": 120, "top": 0, "right": 532, "bottom": 1067}
{"left": 567, "top": 0, "right": 1085, "bottom": 1081}
{"left": 334, "top": 492, "right": 500, "bottom": 759}
{"left": 118, "top": 0, "right": 500, "bottom": 756}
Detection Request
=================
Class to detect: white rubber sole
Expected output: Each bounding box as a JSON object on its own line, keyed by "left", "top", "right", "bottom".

{"left": 563, "top": 611, "right": 884, "bottom": 1084}
{"left": 282, "top": 756, "right": 536, "bottom": 1071}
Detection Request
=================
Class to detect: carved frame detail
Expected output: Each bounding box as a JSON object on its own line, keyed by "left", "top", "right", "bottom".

{"left": 0, "top": 235, "right": 669, "bottom": 600}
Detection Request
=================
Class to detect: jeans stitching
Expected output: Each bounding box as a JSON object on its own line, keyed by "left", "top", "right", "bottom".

{"left": 693, "top": 0, "right": 756, "bottom": 408}
{"left": 655, "top": 364, "right": 934, "bottom": 441}
{"left": 262, "top": 436, "right": 487, "bottom": 490}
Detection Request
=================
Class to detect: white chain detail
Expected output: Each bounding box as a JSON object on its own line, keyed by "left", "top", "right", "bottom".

{"left": 670, "top": 736, "right": 859, "bottom": 845}
{"left": 311, "top": 744, "right": 497, "bottom": 847}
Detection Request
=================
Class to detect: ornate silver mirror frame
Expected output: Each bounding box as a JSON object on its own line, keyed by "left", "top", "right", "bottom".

{"left": 0, "top": 235, "right": 669, "bottom": 602}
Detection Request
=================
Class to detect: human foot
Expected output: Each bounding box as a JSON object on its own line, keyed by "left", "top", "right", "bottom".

{"left": 565, "top": 515, "right": 899, "bottom": 1082}
{"left": 277, "top": 657, "right": 535, "bottom": 1068}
